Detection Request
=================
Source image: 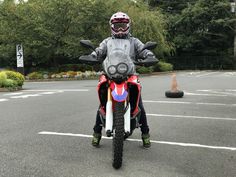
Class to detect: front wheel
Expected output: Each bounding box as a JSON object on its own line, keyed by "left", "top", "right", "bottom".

{"left": 112, "top": 102, "right": 125, "bottom": 169}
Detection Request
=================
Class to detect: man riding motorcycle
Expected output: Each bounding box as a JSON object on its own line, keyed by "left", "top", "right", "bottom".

{"left": 91, "top": 12, "right": 158, "bottom": 148}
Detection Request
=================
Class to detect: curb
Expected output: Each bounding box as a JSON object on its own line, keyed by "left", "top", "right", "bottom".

{"left": 24, "top": 72, "right": 173, "bottom": 82}
{"left": 0, "top": 86, "right": 22, "bottom": 92}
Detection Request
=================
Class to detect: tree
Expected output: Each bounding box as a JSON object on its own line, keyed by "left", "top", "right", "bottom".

{"left": 0, "top": 0, "right": 108, "bottom": 68}
{"left": 0, "top": 0, "right": 171, "bottom": 69}
{"left": 145, "top": 0, "right": 197, "bottom": 14}
{"left": 167, "top": 0, "right": 235, "bottom": 69}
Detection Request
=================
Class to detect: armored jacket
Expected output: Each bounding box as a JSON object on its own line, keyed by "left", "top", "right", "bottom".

{"left": 93, "top": 35, "right": 154, "bottom": 62}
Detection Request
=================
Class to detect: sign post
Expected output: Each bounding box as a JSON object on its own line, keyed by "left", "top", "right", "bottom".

{"left": 16, "top": 44, "right": 24, "bottom": 75}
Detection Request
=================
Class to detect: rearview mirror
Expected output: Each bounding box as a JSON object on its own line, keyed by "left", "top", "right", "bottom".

{"left": 80, "top": 40, "right": 96, "bottom": 51}
{"left": 142, "top": 42, "right": 157, "bottom": 51}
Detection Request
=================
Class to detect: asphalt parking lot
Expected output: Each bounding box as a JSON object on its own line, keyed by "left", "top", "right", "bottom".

{"left": 0, "top": 71, "right": 236, "bottom": 177}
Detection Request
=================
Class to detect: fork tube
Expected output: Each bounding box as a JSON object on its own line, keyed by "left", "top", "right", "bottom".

{"left": 124, "top": 101, "right": 130, "bottom": 134}
{"left": 105, "top": 87, "right": 113, "bottom": 134}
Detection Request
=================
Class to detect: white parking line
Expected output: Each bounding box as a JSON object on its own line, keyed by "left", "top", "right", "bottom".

{"left": 143, "top": 100, "right": 234, "bottom": 107}
{"left": 196, "top": 72, "right": 220, "bottom": 77}
{"left": 226, "top": 89, "right": 236, "bottom": 92}
{"left": 0, "top": 99, "right": 8, "bottom": 102}
{"left": 3, "top": 92, "right": 23, "bottom": 96}
{"left": 184, "top": 91, "right": 227, "bottom": 97}
{"left": 147, "top": 114, "right": 236, "bottom": 121}
{"left": 40, "top": 92, "right": 57, "bottom": 95}
{"left": 11, "top": 94, "right": 41, "bottom": 99}
{"left": 38, "top": 131, "right": 236, "bottom": 151}
{"left": 197, "top": 90, "right": 236, "bottom": 96}
{"left": 23, "top": 89, "right": 89, "bottom": 92}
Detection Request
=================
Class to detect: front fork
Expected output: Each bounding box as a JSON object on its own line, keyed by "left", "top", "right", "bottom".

{"left": 105, "top": 87, "right": 113, "bottom": 136}
{"left": 105, "top": 87, "right": 131, "bottom": 137}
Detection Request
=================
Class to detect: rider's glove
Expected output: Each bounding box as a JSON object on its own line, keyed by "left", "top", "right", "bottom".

{"left": 144, "top": 51, "right": 155, "bottom": 59}
{"left": 91, "top": 49, "right": 104, "bottom": 61}
{"left": 91, "top": 51, "right": 97, "bottom": 59}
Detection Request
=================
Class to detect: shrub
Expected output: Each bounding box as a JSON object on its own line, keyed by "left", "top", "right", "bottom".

{"left": 3, "top": 79, "right": 17, "bottom": 88}
{"left": 66, "top": 71, "right": 77, "bottom": 78}
{"left": 153, "top": 61, "right": 173, "bottom": 72}
{"left": 0, "top": 72, "right": 7, "bottom": 87}
{"left": 137, "top": 66, "right": 153, "bottom": 74}
{"left": 4, "top": 71, "right": 25, "bottom": 86}
{"left": 0, "top": 71, "right": 24, "bottom": 88}
{"left": 27, "top": 72, "right": 43, "bottom": 80}
{"left": 59, "top": 64, "right": 93, "bottom": 72}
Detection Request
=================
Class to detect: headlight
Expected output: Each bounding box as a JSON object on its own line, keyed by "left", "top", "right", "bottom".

{"left": 108, "top": 65, "right": 117, "bottom": 75}
{"left": 117, "top": 63, "right": 128, "bottom": 74}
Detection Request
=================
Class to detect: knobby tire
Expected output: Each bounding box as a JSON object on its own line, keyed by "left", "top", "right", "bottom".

{"left": 112, "top": 102, "right": 124, "bottom": 169}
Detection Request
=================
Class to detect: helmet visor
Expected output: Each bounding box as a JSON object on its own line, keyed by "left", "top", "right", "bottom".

{"left": 112, "top": 23, "right": 128, "bottom": 31}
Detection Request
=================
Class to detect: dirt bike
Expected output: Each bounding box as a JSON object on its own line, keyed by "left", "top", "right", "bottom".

{"left": 79, "top": 39, "right": 158, "bottom": 169}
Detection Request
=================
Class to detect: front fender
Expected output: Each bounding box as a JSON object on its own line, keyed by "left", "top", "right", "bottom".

{"left": 110, "top": 82, "right": 128, "bottom": 102}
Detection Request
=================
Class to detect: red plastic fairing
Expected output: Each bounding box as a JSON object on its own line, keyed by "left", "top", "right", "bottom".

{"left": 110, "top": 81, "right": 128, "bottom": 102}
{"left": 97, "top": 74, "right": 107, "bottom": 91}
{"left": 127, "top": 75, "right": 141, "bottom": 117}
{"left": 97, "top": 74, "right": 108, "bottom": 113}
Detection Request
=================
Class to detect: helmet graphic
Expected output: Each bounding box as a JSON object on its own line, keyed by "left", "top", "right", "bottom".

{"left": 109, "top": 12, "right": 130, "bottom": 38}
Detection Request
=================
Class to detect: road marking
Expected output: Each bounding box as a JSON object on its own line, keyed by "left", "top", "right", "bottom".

{"left": 222, "top": 72, "right": 236, "bottom": 76}
{"left": 226, "top": 89, "right": 236, "bottom": 92}
{"left": 3, "top": 92, "right": 23, "bottom": 96}
{"left": 184, "top": 91, "right": 226, "bottom": 97}
{"left": 40, "top": 92, "right": 57, "bottom": 95}
{"left": 144, "top": 100, "right": 192, "bottom": 104}
{"left": 11, "top": 94, "right": 41, "bottom": 99}
{"left": 196, "top": 72, "right": 219, "bottom": 77}
{"left": 196, "top": 102, "right": 228, "bottom": 106}
{"left": 197, "top": 90, "right": 236, "bottom": 96}
{"left": 147, "top": 114, "right": 236, "bottom": 121}
{"left": 23, "top": 89, "right": 89, "bottom": 92}
{"left": 143, "top": 100, "right": 234, "bottom": 106}
{"left": 1, "top": 89, "right": 88, "bottom": 101}
{"left": 38, "top": 131, "right": 236, "bottom": 151}
{"left": 0, "top": 99, "right": 8, "bottom": 102}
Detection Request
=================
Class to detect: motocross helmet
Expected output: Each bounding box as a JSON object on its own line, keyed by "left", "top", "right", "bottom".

{"left": 109, "top": 12, "right": 130, "bottom": 38}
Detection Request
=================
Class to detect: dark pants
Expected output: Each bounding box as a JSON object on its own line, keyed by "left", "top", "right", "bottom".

{"left": 93, "top": 96, "right": 150, "bottom": 134}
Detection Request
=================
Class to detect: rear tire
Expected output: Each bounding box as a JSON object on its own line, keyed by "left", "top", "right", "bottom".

{"left": 112, "top": 102, "right": 124, "bottom": 169}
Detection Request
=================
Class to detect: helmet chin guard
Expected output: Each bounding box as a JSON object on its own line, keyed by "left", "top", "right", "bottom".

{"left": 110, "top": 12, "right": 130, "bottom": 38}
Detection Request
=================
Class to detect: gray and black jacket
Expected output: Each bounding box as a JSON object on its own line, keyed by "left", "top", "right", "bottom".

{"left": 92, "top": 34, "right": 155, "bottom": 62}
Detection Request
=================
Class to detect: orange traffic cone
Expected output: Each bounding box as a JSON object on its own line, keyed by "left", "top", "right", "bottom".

{"left": 165, "top": 73, "right": 184, "bottom": 98}
{"left": 171, "top": 73, "right": 178, "bottom": 92}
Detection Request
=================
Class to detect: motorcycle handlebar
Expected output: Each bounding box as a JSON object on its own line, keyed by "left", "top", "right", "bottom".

{"left": 134, "top": 57, "right": 159, "bottom": 67}
{"left": 79, "top": 55, "right": 158, "bottom": 67}
{"left": 79, "top": 55, "right": 101, "bottom": 65}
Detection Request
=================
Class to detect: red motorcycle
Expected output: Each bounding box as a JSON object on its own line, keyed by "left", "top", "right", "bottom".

{"left": 79, "top": 40, "right": 157, "bottom": 169}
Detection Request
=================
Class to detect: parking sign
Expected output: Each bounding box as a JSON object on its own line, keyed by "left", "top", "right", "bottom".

{"left": 16, "top": 44, "right": 24, "bottom": 67}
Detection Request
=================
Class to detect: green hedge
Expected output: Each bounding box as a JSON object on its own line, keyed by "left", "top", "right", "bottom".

{"left": 27, "top": 72, "right": 44, "bottom": 80}
{"left": 153, "top": 61, "right": 173, "bottom": 72}
{"left": 58, "top": 64, "right": 94, "bottom": 72}
{"left": 0, "top": 70, "right": 25, "bottom": 88}
{"left": 136, "top": 66, "right": 153, "bottom": 74}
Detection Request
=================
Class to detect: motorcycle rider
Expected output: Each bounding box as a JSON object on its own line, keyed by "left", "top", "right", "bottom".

{"left": 91, "top": 12, "right": 158, "bottom": 148}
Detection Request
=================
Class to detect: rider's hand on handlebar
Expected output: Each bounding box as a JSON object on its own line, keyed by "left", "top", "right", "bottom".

{"left": 91, "top": 49, "right": 105, "bottom": 62}
{"left": 144, "top": 52, "right": 155, "bottom": 59}
{"left": 91, "top": 51, "right": 97, "bottom": 59}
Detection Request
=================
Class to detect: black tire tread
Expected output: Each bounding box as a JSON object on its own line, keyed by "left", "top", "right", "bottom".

{"left": 165, "top": 90, "right": 184, "bottom": 98}
{"left": 112, "top": 102, "right": 124, "bottom": 169}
